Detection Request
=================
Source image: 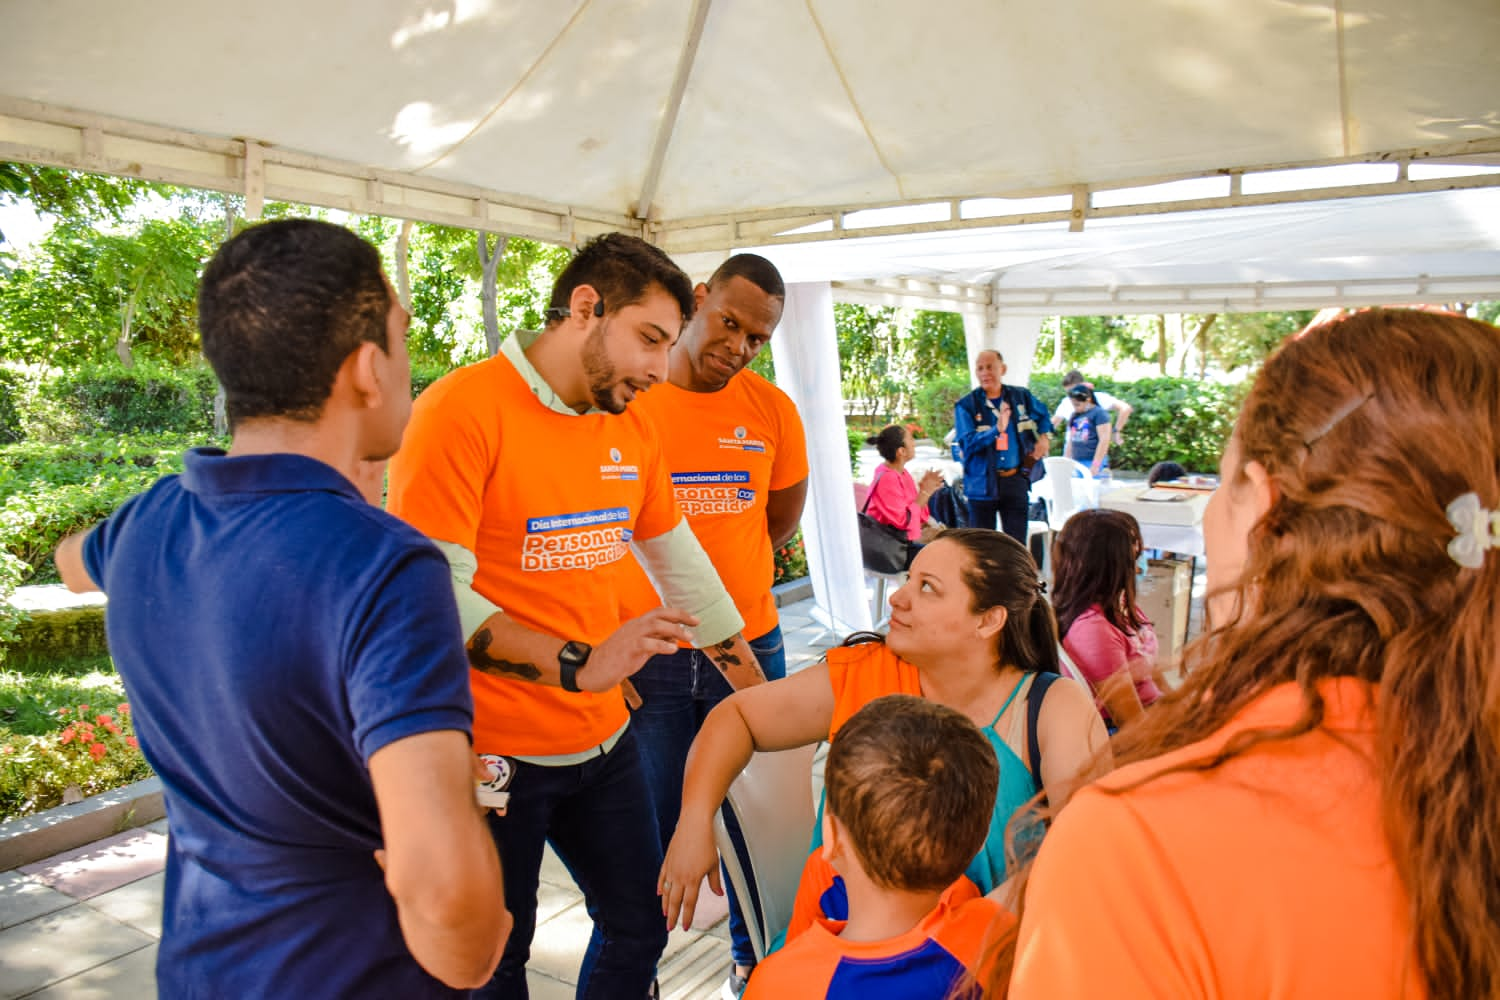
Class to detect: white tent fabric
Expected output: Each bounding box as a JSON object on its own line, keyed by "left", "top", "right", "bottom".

{"left": 3, "top": 0, "right": 1498, "bottom": 249}
{"left": 771, "top": 284, "right": 872, "bottom": 636}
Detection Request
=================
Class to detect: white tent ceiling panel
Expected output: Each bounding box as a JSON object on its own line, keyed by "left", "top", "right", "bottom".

{"left": 5, "top": 0, "right": 1498, "bottom": 231}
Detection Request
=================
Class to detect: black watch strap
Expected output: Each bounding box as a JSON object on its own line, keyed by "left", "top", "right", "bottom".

{"left": 558, "top": 640, "right": 592, "bottom": 693}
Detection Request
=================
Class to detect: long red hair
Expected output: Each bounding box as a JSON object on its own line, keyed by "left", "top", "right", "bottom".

{"left": 984, "top": 309, "right": 1500, "bottom": 999}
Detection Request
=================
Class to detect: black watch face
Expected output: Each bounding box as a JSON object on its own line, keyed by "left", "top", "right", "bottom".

{"left": 560, "top": 641, "right": 591, "bottom": 666}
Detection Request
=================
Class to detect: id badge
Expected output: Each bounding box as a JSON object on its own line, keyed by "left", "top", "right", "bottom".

{"left": 476, "top": 754, "right": 516, "bottom": 815}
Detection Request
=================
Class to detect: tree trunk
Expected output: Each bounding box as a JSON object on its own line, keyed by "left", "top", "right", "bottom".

{"left": 1181, "top": 314, "right": 1217, "bottom": 378}
{"left": 213, "top": 196, "right": 234, "bottom": 436}
{"left": 395, "top": 220, "right": 415, "bottom": 311}
{"left": 477, "top": 231, "right": 508, "bottom": 357}
{"left": 1156, "top": 315, "right": 1167, "bottom": 374}
{"left": 1051, "top": 316, "right": 1064, "bottom": 370}
{"left": 115, "top": 283, "right": 140, "bottom": 368}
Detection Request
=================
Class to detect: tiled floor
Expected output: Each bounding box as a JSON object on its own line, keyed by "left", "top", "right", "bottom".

{"left": 0, "top": 599, "right": 835, "bottom": 1000}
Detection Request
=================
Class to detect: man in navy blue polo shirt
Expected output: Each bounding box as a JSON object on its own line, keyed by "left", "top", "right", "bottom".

{"left": 53, "top": 219, "right": 510, "bottom": 997}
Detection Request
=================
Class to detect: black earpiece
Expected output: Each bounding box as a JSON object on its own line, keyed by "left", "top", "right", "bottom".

{"left": 544, "top": 298, "right": 606, "bottom": 322}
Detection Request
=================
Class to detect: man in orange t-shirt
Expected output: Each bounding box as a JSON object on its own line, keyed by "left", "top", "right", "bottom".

{"left": 615, "top": 254, "right": 808, "bottom": 992}
{"left": 386, "top": 234, "right": 764, "bottom": 1000}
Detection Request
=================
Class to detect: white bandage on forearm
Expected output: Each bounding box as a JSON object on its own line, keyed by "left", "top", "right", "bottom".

{"left": 432, "top": 540, "right": 503, "bottom": 641}
{"left": 632, "top": 520, "right": 744, "bottom": 648}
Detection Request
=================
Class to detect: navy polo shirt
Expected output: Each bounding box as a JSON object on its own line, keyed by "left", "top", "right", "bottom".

{"left": 84, "top": 448, "right": 473, "bottom": 998}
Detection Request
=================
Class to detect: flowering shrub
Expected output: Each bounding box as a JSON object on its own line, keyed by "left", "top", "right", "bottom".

{"left": 0, "top": 702, "right": 153, "bottom": 821}
{"left": 773, "top": 530, "right": 808, "bottom": 585}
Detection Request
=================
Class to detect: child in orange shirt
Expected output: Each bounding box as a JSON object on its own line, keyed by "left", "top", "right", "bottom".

{"left": 745, "top": 694, "right": 1013, "bottom": 1000}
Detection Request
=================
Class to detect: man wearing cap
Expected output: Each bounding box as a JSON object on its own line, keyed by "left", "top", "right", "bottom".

{"left": 953, "top": 349, "right": 1053, "bottom": 543}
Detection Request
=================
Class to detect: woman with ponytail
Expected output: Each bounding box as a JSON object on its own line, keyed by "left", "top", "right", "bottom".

{"left": 658, "top": 529, "right": 1108, "bottom": 948}
{"left": 1007, "top": 309, "right": 1500, "bottom": 999}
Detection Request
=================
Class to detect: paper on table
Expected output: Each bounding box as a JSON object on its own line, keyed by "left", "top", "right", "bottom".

{"left": 1141, "top": 488, "right": 1189, "bottom": 502}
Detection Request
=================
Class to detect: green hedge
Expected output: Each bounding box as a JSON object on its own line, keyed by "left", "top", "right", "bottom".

{"left": 30, "top": 362, "right": 218, "bottom": 439}
{"left": 0, "top": 434, "right": 201, "bottom": 585}
{"left": 911, "top": 367, "right": 971, "bottom": 444}
{"left": 0, "top": 369, "right": 25, "bottom": 446}
{"left": 1029, "top": 373, "right": 1245, "bottom": 473}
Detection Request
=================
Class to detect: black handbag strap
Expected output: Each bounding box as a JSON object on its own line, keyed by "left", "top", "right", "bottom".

{"left": 1026, "top": 671, "right": 1061, "bottom": 796}
{"left": 862, "top": 465, "right": 888, "bottom": 514}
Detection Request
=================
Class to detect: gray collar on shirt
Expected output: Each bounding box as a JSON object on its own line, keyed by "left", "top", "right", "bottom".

{"left": 501, "top": 329, "right": 604, "bottom": 417}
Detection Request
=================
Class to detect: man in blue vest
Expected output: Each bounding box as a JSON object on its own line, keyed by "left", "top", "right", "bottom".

{"left": 953, "top": 349, "right": 1053, "bottom": 543}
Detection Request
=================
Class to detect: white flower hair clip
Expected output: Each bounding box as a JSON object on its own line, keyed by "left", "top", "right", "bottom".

{"left": 1445, "top": 493, "right": 1500, "bottom": 569}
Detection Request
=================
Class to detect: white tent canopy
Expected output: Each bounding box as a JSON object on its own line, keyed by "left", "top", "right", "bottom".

{"left": 5, "top": 0, "right": 1499, "bottom": 632}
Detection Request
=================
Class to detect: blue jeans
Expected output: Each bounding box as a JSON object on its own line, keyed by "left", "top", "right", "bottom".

{"left": 629, "top": 626, "right": 787, "bottom": 968}
{"left": 473, "top": 728, "right": 668, "bottom": 1000}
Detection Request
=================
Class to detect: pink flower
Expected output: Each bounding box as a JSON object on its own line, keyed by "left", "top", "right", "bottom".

{"left": 96, "top": 714, "right": 112, "bottom": 727}
{"left": 125, "top": 737, "right": 139, "bottom": 750}
{"left": 2, "top": 745, "right": 13, "bottom": 755}
{"left": 102, "top": 720, "right": 121, "bottom": 735}
{"left": 89, "top": 743, "right": 107, "bottom": 761}
{"left": 78, "top": 704, "right": 90, "bottom": 713}
{"left": 117, "top": 703, "right": 130, "bottom": 715}
{"left": 59, "top": 728, "right": 76, "bottom": 745}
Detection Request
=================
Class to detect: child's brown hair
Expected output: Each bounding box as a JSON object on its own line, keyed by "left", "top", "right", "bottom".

{"left": 825, "top": 694, "right": 999, "bottom": 892}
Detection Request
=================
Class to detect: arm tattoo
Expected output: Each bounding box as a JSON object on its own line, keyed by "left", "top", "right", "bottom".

{"left": 708, "top": 638, "right": 742, "bottom": 676}
{"left": 467, "top": 628, "right": 543, "bottom": 681}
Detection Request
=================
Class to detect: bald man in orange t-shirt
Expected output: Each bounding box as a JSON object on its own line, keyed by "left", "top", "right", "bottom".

{"left": 615, "top": 254, "right": 808, "bottom": 992}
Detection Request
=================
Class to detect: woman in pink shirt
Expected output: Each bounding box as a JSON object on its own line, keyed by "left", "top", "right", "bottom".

{"left": 1051, "top": 508, "right": 1163, "bottom": 726}
{"left": 865, "top": 425, "right": 943, "bottom": 569}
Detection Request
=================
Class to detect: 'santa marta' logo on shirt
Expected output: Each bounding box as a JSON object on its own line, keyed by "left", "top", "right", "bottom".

{"left": 599, "top": 445, "right": 638, "bottom": 481}
{"left": 718, "top": 425, "right": 766, "bottom": 453}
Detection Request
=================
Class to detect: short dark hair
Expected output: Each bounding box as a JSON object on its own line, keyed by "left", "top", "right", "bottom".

{"left": 198, "top": 219, "right": 390, "bottom": 429}
{"left": 1147, "top": 461, "right": 1187, "bottom": 486}
{"left": 825, "top": 694, "right": 999, "bottom": 892}
{"left": 706, "top": 253, "right": 785, "bottom": 299}
{"left": 874, "top": 424, "right": 908, "bottom": 462}
{"left": 1062, "top": 369, "right": 1086, "bottom": 387}
{"left": 548, "top": 232, "right": 694, "bottom": 327}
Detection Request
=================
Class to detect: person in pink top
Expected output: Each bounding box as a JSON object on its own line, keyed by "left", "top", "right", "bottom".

{"left": 865, "top": 424, "right": 943, "bottom": 569}
{"left": 1051, "top": 508, "right": 1164, "bottom": 726}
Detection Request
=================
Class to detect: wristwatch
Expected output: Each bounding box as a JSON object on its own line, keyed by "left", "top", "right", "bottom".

{"left": 558, "top": 640, "right": 593, "bottom": 693}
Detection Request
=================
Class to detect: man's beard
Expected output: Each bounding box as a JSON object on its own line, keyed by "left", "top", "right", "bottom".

{"left": 582, "top": 323, "right": 625, "bottom": 414}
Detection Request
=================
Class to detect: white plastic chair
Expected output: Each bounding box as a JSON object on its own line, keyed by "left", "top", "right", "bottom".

{"left": 1040, "top": 457, "right": 1095, "bottom": 530}
{"left": 1056, "top": 643, "right": 1089, "bottom": 686}
{"left": 712, "top": 744, "right": 819, "bottom": 961}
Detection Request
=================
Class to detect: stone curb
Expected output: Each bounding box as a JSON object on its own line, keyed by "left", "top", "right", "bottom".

{"left": 0, "top": 777, "right": 164, "bottom": 871}
{"left": 771, "top": 577, "right": 812, "bottom": 607}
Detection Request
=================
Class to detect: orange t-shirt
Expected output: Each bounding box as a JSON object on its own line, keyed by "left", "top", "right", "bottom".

{"left": 785, "top": 642, "right": 922, "bottom": 941}
{"left": 386, "top": 352, "right": 681, "bottom": 756}
{"left": 616, "top": 370, "right": 807, "bottom": 640}
{"left": 1011, "top": 677, "right": 1425, "bottom": 999}
{"left": 746, "top": 878, "right": 1012, "bottom": 1000}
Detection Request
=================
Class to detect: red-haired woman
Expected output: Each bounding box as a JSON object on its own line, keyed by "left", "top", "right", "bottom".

{"left": 1006, "top": 309, "right": 1500, "bottom": 999}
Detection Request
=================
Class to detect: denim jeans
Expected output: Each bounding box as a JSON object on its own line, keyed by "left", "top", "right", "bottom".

{"left": 473, "top": 728, "right": 668, "bottom": 1000}
{"left": 629, "top": 625, "right": 787, "bottom": 967}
